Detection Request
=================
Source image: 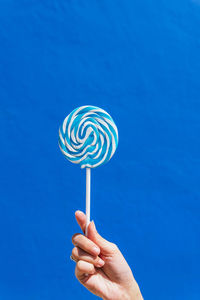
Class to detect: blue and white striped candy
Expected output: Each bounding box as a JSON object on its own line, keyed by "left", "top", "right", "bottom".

{"left": 58, "top": 105, "right": 118, "bottom": 168}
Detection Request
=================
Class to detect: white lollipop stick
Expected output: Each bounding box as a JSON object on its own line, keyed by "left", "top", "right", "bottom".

{"left": 85, "top": 167, "right": 91, "bottom": 236}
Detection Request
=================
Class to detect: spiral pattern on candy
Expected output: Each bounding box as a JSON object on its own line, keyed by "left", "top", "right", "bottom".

{"left": 58, "top": 105, "right": 118, "bottom": 168}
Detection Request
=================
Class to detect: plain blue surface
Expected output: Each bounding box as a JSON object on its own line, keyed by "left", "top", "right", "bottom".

{"left": 0, "top": 1, "right": 200, "bottom": 299}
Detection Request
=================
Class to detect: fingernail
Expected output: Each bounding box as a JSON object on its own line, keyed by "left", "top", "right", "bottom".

{"left": 75, "top": 210, "right": 82, "bottom": 215}
{"left": 96, "top": 258, "right": 105, "bottom": 268}
{"left": 70, "top": 255, "right": 76, "bottom": 263}
{"left": 93, "top": 246, "right": 100, "bottom": 255}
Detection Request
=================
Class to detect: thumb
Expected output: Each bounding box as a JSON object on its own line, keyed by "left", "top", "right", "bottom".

{"left": 87, "top": 221, "right": 118, "bottom": 256}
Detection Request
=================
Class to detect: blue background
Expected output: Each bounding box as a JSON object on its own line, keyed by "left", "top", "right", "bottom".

{"left": 0, "top": 1, "right": 200, "bottom": 299}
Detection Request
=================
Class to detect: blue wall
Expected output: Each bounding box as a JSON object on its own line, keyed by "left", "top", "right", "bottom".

{"left": 0, "top": 1, "right": 200, "bottom": 299}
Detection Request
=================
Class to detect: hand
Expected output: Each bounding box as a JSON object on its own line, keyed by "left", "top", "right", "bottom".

{"left": 71, "top": 210, "right": 143, "bottom": 300}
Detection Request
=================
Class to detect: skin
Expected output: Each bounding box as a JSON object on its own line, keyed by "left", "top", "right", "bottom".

{"left": 71, "top": 210, "right": 143, "bottom": 300}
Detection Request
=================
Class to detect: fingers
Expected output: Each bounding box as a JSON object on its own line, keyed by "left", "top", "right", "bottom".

{"left": 74, "top": 210, "right": 119, "bottom": 256}
{"left": 75, "top": 260, "right": 95, "bottom": 281}
{"left": 71, "top": 246, "right": 105, "bottom": 268}
{"left": 72, "top": 233, "right": 100, "bottom": 256}
{"left": 87, "top": 221, "right": 119, "bottom": 256}
{"left": 75, "top": 210, "right": 86, "bottom": 234}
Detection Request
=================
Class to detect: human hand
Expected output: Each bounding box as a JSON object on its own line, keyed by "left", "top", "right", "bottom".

{"left": 71, "top": 210, "right": 143, "bottom": 300}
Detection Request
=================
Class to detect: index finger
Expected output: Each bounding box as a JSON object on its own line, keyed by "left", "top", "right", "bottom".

{"left": 75, "top": 210, "right": 86, "bottom": 234}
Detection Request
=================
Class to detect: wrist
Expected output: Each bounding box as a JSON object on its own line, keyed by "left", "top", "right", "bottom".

{"left": 102, "top": 284, "right": 143, "bottom": 300}
{"left": 122, "top": 279, "right": 143, "bottom": 300}
{"left": 128, "top": 284, "right": 143, "bottom": 300}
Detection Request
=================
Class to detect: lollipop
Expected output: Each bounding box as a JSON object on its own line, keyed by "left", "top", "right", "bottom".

{"left": 58, "top": 105, "right": 118, "bottom": 234}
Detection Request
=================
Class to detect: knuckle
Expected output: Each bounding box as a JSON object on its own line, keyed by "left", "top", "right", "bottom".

{"left": 77, "top": 260, "right": 83, "bottom": 271}
{"left": 72, "top": 247, "right": 78, "bottom": 258}
{"left": 110, "top": 242, "right": 118, "bottom": 252}
{"left": 71, "top": 233, "right": 80, "bottom": 244}
{"left": 75, "top": 266, "right": 78, "bottom": 278}
{"left": 89, "top": 264, "right": 94, "bottom": 272}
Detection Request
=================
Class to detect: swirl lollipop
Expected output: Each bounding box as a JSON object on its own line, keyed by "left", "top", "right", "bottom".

{"left": 58, "top": 105, "right": 118, "bottom": 234}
